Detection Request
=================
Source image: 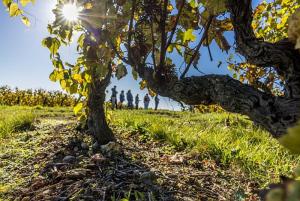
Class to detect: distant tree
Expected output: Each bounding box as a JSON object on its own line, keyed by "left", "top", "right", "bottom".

{"left": 3, "top": 0, "right": 300, "bottom": 143}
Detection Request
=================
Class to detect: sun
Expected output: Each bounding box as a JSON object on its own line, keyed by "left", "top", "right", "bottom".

{"left": 62, "top": 3, "right": 80, "bottom": 22}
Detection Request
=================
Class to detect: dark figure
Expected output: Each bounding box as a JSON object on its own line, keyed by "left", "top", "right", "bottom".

{"left": 154, "top": 95, "right": 160, "bottom": 110}
{"left": 126, "top": 90, "right": 134, "bottom": 109}
{"left": 119, "top": 90, "right": 125, "bottom": 109}
{"left": 144, "top": 94, "right": 150, "bottom": 109}
{"left": 135, "top": 94, "right": 140, "bottom": 109}
{"left": 111, "top": 86, "right": 118, "bottom": 109}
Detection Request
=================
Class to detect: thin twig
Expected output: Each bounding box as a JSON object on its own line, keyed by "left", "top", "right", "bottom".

{"left": 180, "top": 15, "right": 214, "bottom": 79}
{"left": 127, "top": 0, "right": 136, "bottom": 63}
{"left": 158, "top": 0, "right": 169, "bottom": 72}
{"left": 165, "top": 0, "right": 186, "bottom": 50}
{"left": 206, "top": 37, "right": 213, "bottom": 61}
{"left": 150, "top": 19, "right": 157, "bottom": 70}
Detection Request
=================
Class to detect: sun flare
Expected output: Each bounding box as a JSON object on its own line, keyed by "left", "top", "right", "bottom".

{"left": 62, "top": 3, "right": 80, "bottom": 22}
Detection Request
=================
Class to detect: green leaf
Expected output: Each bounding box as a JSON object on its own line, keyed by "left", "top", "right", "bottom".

{"left": 2, "top": 0, "right": 12, "bottom": 7}
{"left": 70, "top": 84, "right": 78, "bottom": 94}
{"left": 52, "top": 59, "right": 64, "bottom": 69}
{"left": 49, "top": 71, "right": 58, "bottom": 82}
{"left": 187, "top": 0, "right": 198, "bottom": 8}
{"left": 42, "top": 37, "right": 61, "bottom": 57}
{"left": 132, "top": 69, "right": 138, "bottom": 80}
{"left": 21, "top": 16, "right": 30, "bottom": 26}
{"left": 178, "top": 29, "right": 196, "bottom": 43}
{"left": 116, "top": 64, "right": 128, "bottom": 80}
{"left": 77, "top": 34, "right": 85, "bottom": 50}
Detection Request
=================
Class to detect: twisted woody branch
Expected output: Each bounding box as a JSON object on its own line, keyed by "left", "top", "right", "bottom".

{"left": 132, "top": 0, "right": 300, "bottom": 138}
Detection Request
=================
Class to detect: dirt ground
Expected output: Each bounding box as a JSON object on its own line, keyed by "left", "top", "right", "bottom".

{"left": 0, "top": 117, "right": 260, "bottom": 201}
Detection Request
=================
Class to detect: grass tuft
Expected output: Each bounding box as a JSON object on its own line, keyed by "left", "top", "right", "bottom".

{"left": 112, "top": 110, "right": 300, "bottom": 186}
{"left": 0, "top": 108, "right": 36, "bottom": 138}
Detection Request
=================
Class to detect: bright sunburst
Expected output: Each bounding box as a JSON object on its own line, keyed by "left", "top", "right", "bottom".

{"left": 62, "top": 3, "right": 80, "bottom": 22}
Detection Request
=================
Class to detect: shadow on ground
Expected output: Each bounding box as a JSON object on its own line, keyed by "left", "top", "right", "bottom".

{"left": 10, "top": 121, "right": 174, "bottom": 201}
{"left": 1, "top": 117, "right": 260, "bottom": 201}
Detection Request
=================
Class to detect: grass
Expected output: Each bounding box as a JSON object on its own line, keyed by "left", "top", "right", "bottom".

{"left": 1, "top": 105, "right": 299, "bottom": 189}
{"left": 0, "top": 105, "right": 73, "bottom": 138}
{"left": 111, "top": 109, "right": 300, "bottom": 186}
{"left": 0, "top": 106, "right": 36, "bottom": 138}
{"left": 0, "top": 106, "right": 74, "bottom": 198}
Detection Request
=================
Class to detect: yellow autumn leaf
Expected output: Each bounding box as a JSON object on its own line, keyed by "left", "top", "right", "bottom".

{"left": 20, "top": 0, "right": 31, "bottom": 7}
{"left": 84, "top": 2, "right": 93, "bottom": 9}
{"left": 21, "top": 16, "right": 30, "bottom": 26}
{"left": 73, "top": 74, "right": 83, "bottom": 84}
{"left": 9, "top": 3, "right": 22, "bottom": 17}
{"left": 167, "top": 4, "right": 173, "bottom": 12}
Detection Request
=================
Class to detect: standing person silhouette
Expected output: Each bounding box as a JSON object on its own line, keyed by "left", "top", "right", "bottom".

{"left": 154, "top": 95, "right": 160, "bottom": 110}
{"left": 126, "top": 90, "right": 134, "bottom": 109}
{"left": 135, "top": 94, "right": 140, "bottom": 109}
{"left": 144, "top": 94, "right": 150, "bottom": 109}
{"left": 119, "top": 90, "right": 125, "bottom": 109}
{"left": 111, "top": 86, "right": 118, "bottom": 110}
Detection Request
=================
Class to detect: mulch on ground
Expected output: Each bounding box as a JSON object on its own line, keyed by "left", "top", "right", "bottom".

{"left": 2, "top": 118, "right": 260, "bottom": 201}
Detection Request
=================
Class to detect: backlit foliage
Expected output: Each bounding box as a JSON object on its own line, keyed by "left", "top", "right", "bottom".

{"left": 40, "top": 0, "right": 232, "bottom": 118}
{"left": 229, "top": 0, "right": 299, "bottom": 95}
{"left": 253, "top": 0, "right": 300, "bottom": 43}
{"left": 2, "top": 0, "right": 34, "bottom": 26}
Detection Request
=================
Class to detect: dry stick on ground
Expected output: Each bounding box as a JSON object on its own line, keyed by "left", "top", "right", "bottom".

{"left": 180, "top": 15, "right": 214, "bottom": 79}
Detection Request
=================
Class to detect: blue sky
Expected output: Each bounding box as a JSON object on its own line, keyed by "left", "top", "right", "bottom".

{"left": 0, "top": 0, "right": 261, "bottom": 110}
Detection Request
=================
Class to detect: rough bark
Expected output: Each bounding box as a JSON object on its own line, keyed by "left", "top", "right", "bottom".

{"left": 86, "top": 46, "right": 115, "bottom": 145}
{"left": 137, "top": 66, "right": 300, "bottom": 138}
{"left": 227, "top": 0, "right": 300, "bottom": 99}
{"left": 108, "top": 0, "right": 300, "bottom": 138}
{"left": 87, "top": 71, "right": 115, "bottom": 145}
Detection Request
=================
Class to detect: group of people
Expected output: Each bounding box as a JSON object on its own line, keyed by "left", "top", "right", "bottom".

{"left": 110, "top": 86, "right": 160, "bottom": 110}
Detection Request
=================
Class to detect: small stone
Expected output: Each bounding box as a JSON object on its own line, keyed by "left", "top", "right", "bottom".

{"left": 62, "top": 155, "right": 76, "bottom": 163}
{"left": 169, "top": 153, "right": 184, "bottom": 164}
{"left": 81, "top": 142, "right": 89, "bottom": 149}
{"left": 91, "top": 153, "right": 106, "bottom": 164}
{"left": 73, "top": 146, "right": 79, "bottom": 152}
{"left": 100, "top": 142, "right": 121, "bottom": 157}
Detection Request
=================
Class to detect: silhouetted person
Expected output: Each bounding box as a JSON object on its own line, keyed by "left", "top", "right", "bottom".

{"left": 111, "top": 86, "right": 118, "bottom": 109}
{"left": 126, "top": 90, "right": 133, "bottom": 109}
{"left": 154, "top": 95, "right": 160, "bottom": 110}
{"left": 119, "top": 90, "right": 125, "bottom": 109}
{"left": 144, "top": 94, "right": 150, "bottom": 109}
{"left": 135, "top": 94, "right": 140, "bottom": 109}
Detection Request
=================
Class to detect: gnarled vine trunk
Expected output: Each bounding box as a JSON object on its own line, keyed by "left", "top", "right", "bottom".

{"left": 87, "top": 74, "right": 114, "bottom": 145}
{"left": 131, "top": 0, "right": 300, "bottom": 138}
{"left": 86, "top": 46, "right": 115, "bottom": 145}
